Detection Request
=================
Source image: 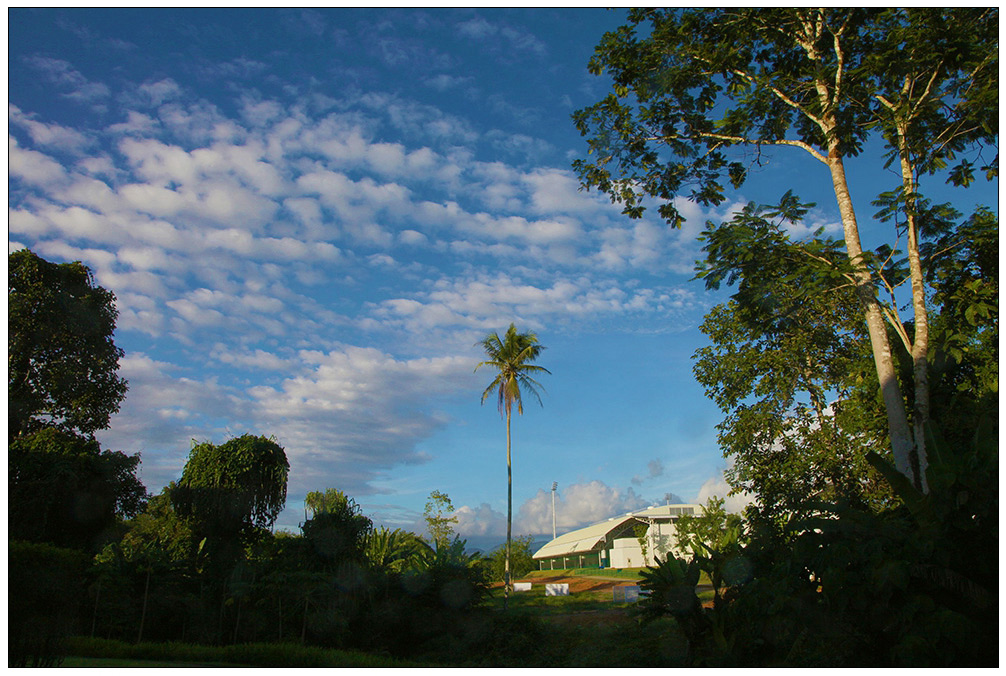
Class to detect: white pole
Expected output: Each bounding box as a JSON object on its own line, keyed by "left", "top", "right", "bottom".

{"left": 551, "top": 481, "right": 558, "bottom": 540}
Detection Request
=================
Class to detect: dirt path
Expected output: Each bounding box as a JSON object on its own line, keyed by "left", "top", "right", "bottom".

{"left": 516, "top": 573, "right": 638, "bottom": 594}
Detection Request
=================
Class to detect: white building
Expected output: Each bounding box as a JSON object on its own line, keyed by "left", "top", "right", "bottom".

{"left": 532, "top": 504, "right": 700, "bottom": 570}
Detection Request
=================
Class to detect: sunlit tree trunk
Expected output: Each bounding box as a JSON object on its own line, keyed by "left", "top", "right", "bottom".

{"left": 798, "top": 13, "right": 922, "bottom": 490}
{"left": 825, "top": 147, "right": 918, "bottom": 487}
{"left": 896, "top": 118, "right": 931, "bottom": 492}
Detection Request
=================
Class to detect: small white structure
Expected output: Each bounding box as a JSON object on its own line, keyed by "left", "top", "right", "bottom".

{"left": 532, "top": 504, "right": 700, "bottom": 570}
{"left": 613, "top": 585, "right": 646, "bottom": 602}
{"left": 513, "top": 582, "right": 532, "bottom": 592}
{"left": 545, "top": 583, "right": 569, "bottom": 596}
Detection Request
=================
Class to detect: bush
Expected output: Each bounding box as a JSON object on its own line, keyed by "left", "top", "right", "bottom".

{"left": 486, "top": 534, "right": 536, "bottom": 583}
{"left": 9, "top": 541, "right": 88, "bottom": 667}
{"left": 634, "top": 420, "right": 999, "bottom": 667}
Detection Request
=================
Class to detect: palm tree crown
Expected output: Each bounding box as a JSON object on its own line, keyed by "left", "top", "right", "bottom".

{"left": 475, "top": 323, "right": 550, "bottom": 418}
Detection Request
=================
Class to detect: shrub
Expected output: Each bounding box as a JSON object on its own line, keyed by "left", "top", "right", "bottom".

{"left": 9, "top": 541, "right": 88, "bottom": 667}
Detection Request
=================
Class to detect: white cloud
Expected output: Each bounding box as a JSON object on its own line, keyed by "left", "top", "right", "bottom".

{"left": 9, "top": 136, "right": 69, "bottom": 186}
{"left": 695, "top": 470, "right": 755, "bottom": 514}
{"left": 455, "top": 17, "right": 546, "bottom": 58}
{"left": 22, "top": 56, "right": 110, "bottom": 105}
{"left": 514, "top": 480, "right": 650, "bottom": 536}
{"left": 10, "top": 73, "right": 718, "bottom": 517}
{"left": 9, "top": 104, "right": 93, "bottom": 154}
{"left": 454, "top": 503, "right": 507, "bottom": 537}
{"left": 138, "top": 78, "right": 183, "bottom": 107}
{"left": 107, "top": 111, "right": 159, "bottom": 136}
{"left": 97, "top": 344, "right": 479, "bottom": 500}
{"left": 372, "top": 272, "right": 696, "bottom": 335}
{"left": 424, "top": 74, "right": 472, "bottom": 92}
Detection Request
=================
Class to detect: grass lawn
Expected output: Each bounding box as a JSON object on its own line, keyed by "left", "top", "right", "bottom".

{"left": 526, "top": 567, "right": 645, "bottom": 580}
{"left": 60, "top": 637, "right": 423, "bottom": 668}
{"left": 488, "top": 585, "right": 631, "bottom": 615}
{"left": 61, "top": 657, "right": 238, "bottom": 668}
{"left": 485, "top": 569, "right": 717, "bottom": 616}
{"left": 525, "top": 567, "right": 713, "bottom": 585}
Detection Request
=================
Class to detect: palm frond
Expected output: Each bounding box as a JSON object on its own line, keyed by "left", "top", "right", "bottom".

{"left": 475, "top": 323, "right": 550, "bottom": 418}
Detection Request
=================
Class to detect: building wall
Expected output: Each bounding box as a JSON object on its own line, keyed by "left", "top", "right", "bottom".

{"left": 536, "top": 550, "right": 603, "bottom": 570}
{"left": 608, "top": 536, "right": 644, "bottom": 568}
{"left": 608, "top": 519, "right": 682, "bottom": 568}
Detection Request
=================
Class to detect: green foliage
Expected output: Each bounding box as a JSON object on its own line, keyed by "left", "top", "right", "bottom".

{"left": 577, "top": 7, "right": 997, "bottom": 494}
{"left": 405, "top": 536, "right": 488, "bottom": 608}
{"left": 173, "top": 434, "right": 289, "bottom": 542}
{"left": 306, "top": 488, "right": 353, "bottom": 519}
{"left": 364, "top": 527, "right": 425, "bottom": 573}
{"left": 476, "top": 323, "right": 550, "bottom": 418}
{"left": 486, "top": 535, "right": 536, "bottom": 584}
{"left": 301, "top": 489, "right": 372, "bottom": 566}
{"left": 638, "top": 554, "right": 702, "bottom": 621}
{"left": 632, "top": 523, "right": 649, "bottom": 560}
{"left": 574, "top": 8, "right": 996, "bottom": 228}
{"left": 9, "top": 541, "right": 89, "bottom": 667}
{"left": 637, "top": 419, "right": 998, "bottom": 667}
{"left": 423, "top": 489, "right": 458, "bottom": 547}
{"left": 693, "top": 198, "right": 895, "bottom": 519}
{"left": 923, "top": 208, "right": 998, "bottom": 442}
{"left": 9, "top": 427, "right": 146, "bottom": 552}
{"left": 673, "top": 498, "right": 744, "bottom": 564}
{"left": 8, "top": 249, "right": 128, "bottom": 440}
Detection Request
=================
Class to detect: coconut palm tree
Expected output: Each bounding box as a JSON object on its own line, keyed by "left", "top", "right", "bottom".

{"left": 475, "top": 323, "right": 549, "bottom": 608}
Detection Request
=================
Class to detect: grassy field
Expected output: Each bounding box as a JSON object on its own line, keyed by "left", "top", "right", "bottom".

{"left": 526, "top": 567, "right": 646, "bottom": 579}
{"left": 60, "top": 637, "right": 424, "bottom": 668}
{"left": 58, "top": 572, "right": 712, "bottom": 667}
{"left": 491, "top": 585, "right": 631, "bottom": 614}
{"left": 62, "top": 657, "right": 238, "bottom": 668}
{"left": 525, "top": 567, "right": 713, "bottom": 585}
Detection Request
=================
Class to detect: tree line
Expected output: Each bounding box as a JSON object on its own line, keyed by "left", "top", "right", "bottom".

{"left": 8, "top": 249, "right": 540, "bottom": 666}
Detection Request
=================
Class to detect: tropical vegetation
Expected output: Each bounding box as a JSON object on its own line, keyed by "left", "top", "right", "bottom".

{"left": 8, "top": 7, "right": 997, "bottom": 669}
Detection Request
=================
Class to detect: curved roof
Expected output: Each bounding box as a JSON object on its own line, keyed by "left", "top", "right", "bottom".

{"left": 532, "top": 504, "right": 699, "bottom": 560}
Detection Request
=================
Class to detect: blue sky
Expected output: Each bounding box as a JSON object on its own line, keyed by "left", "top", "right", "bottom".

{"left": 9, "top": 9, "right": 997, "bottom": 545}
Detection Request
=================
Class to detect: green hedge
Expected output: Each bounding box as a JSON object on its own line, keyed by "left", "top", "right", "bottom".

{"left": 9, "top": 541, "right": 88, "bottom": 667}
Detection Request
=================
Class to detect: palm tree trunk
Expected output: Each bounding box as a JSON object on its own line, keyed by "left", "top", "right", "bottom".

{"left": 504, "top": 406, "right": 512, "bottom": 610}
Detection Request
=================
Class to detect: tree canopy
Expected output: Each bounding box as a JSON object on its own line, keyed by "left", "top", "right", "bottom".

{"left": 9, "top": 249, "right": 128, "bottom": 440}
{"left": 574, "top": 8, "right": 998, "bottom": 491}
{"left": 692, "top": 196, "right": 895, "bottom": 519}
{"left": 9, "top": 427, "right": 147, "bottom": 552}
{"left": 423, "top": 489, "right": 458, "bottom": 548}
{"left": 301, "top": 488, "right": 372, "bottom": 566}
{"left": 173, "top": 434, "right": 290, "bottom": 541}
